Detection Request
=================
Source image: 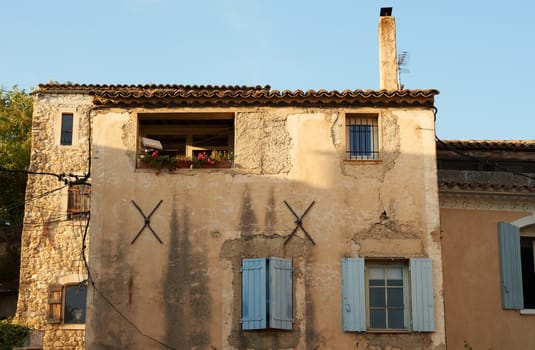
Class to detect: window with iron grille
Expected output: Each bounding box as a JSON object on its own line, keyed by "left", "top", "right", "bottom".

{"left": 61, "top": 113, "right": 73, "bottom": 146}
{"left": 67, "top": 184, "right": 90, "bottom": 220}
{"left": 346, "top": 115, "right": 379, "bottom": 160}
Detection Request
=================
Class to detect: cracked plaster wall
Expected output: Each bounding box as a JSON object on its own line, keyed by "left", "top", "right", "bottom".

{"left": 18, "top": 100, "right": 444, "bottom": 350}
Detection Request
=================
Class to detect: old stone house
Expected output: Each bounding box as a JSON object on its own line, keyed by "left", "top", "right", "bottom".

{"left": 14, "top": 9, "right": 448, "bottom": 350}
{"left": 438, "top": 140, "right": 535, "bottom": 349}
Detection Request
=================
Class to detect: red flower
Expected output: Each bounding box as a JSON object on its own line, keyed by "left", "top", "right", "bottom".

{"left": 152, "top": 151, "right": 159, "bottom": 158}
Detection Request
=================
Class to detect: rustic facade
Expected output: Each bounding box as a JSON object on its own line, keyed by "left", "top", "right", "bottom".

{"left": 15, "top": 9, "right": 448, "bottom": 350}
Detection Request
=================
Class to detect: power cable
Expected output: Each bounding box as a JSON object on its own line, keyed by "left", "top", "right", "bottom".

{"left": 433, "top": 107, "right": 535, "bottom": 182}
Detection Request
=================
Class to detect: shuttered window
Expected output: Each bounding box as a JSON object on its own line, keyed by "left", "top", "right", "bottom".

{"left": 410, "top": 258, "right": 435, "bottom": 332}
{"left": 241, "top": 257, "right": 293, "bottom": 330}
{"left": 341, "top": 258, "right": 366, "bottom": 331}
{"left": 341, "top": 257, "right": 435, "bottom": 332}
{"left": 47, "top": 284, "right": 63, "bottom": 324}
{"left": 67, "top": 184, "right": 91, "bottom": 220}
{"left": 498, "top": 222, "right": 524, "bottom": 309}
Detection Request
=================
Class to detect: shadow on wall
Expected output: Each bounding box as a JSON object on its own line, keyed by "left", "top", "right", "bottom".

{"left": 86, "top": 141, "right": 438, "bottom": 350}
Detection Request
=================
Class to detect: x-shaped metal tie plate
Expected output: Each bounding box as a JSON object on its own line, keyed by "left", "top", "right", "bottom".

{"left": 131, "top": 200, "right": 163, "bottom": 245}
{"left": 284, "top": 200, "right": 316, "bottom": 246}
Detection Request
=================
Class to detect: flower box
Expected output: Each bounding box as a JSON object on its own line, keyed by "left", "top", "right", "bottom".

{"left": 199, "top": 160, "right": 232, "bottom": 168}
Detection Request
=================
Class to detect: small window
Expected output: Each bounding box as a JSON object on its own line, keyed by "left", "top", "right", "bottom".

{"left": 367, "top": 263, "right": 409, "bottom": 330}
{"left": 67, "top": 184, "right": 90, "bottom": 220}
{"left": 64, "top": 284, "right": 87, "bottom": 324}
{"left": 47, "top": 282, "right": 87, "bottom": 324}
{"left": 346, "top": 115, "right": 379, "bottom": 160}
{"left": 241, "top": 257, "right": 293, "bottom": 330}
{"left": 61, "top": 113, "right": 73, "bottom": 146}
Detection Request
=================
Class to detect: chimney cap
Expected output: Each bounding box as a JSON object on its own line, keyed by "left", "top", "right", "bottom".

{"left": 380, "top": 7, "right": 393, "bottom": 17}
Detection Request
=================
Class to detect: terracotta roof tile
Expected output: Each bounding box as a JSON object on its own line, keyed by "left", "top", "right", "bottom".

{"left": 438, "top": 140, "right": 535, "bottom": 152}
{"left": 35, "top": 83, "right": 439, "bottom": 108}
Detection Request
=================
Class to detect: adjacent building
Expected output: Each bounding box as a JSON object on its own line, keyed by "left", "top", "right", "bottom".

{"left": 438, "top": 140, "right": 535, "bottom": 349}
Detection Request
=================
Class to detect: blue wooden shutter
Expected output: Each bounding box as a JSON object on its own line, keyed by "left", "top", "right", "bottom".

{"left": 269, "top": 257, "right": 293, "bottom": 330}
{"left": 410, "top": 258, "right": 435, "bottom": 332}
{"left": 341, "top": 258, "right": 366, "bottom": 331}
{"left": 241, "top": 258, "right": 267, "bottom": 330}
{"left": 498, "top": 222, "right": 524, "bottom": 309}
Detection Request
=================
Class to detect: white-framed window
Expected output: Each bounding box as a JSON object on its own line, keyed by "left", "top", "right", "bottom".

{"left": 241, "top": 257, "right": 293, "bottom": 330}
{"left": 48, "top": 281, "right": 87, "bottom": 325}
{"left": 341, "top": 258, "right": 435, "bottom": 332}
{"left": 346, "top": 114, "right": 379, "bottom": 160}
{"left": 367, "top": 263, "right": 409, "bottom": 330}
{"left": 498, "top": 221, "right": 535, "bottom": 310}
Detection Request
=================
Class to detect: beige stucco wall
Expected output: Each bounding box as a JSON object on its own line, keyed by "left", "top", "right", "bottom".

{"left": 440, "top": 196, "right": 535, "bottom": 350}
{"left": 84, "top": 104, "right": 444, "bottom": 350}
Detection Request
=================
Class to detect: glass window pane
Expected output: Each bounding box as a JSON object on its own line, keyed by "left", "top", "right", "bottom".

{"left": 369, "top": 288, "right": 386, "bottom": 307}
{"left": 370, "top": 309, "right": 386, "bottom": 329}
{"left": 388, "top": 309, "right": 405, "bottom": 329}
{"left": 61, "top": 114, "right": 73, "bottom": 145}
{"left": 369, "top": 267, "right": 384, "bottom": 280}
{"left": 387, "top": 288, "right": 404, "bottom": 307}
{"left": 64, "top": 285, "right": 87, "bottom": 324}
{"left": 387, "top": 267, "right": 402, "bottom": 280}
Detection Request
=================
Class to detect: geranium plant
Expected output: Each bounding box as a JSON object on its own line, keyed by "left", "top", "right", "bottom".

{"left": 139, "top": 149, "right": 175, "bottom": 172}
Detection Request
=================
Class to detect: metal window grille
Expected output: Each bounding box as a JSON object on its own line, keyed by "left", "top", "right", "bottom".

{"left": 346, "top": 116, "right": 379, "bottom": 160}
{"left": 67, "top": 184, "right": 90, "bottom": 220}
{"left": 61, "top": 114, "right": 73, "bottom": 145}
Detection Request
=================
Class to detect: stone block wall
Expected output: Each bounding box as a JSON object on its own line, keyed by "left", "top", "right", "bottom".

{"left": 15, "top": 94, "right": 93, "bottom": 350}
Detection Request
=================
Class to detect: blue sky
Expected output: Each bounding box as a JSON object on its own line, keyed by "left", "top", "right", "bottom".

{"left": 1, "top": 0, "right": 534, "bottom": 140}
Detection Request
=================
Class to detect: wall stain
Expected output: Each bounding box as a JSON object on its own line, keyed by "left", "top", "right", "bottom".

{"left": 221, "top": 233, "right": 305, "bottom": 350}
{"left": 239, "top": 187, "right": 258, "bottom": 238}
{"left": 164, "top": 204, "right": 211, "bottom": 349}
{"left": 264, "top": 189, "right": 276, "bottom": 234}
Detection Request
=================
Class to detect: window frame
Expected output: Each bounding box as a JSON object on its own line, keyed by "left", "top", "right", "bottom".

{"left": 137, "top": 112, "right": 235, "bottom": 161}
{"left": 341, "top": 257, "right": 435, "bottom": 333}
{"left": 47, "top": 281, "right": 88, "bottom": 326}
{"left": 345, "top": 114, "right": 380, "bottom": 161}
{"left": 60, "top": 113, "right": 74, "bottom": 146}
{"left": 365, "top": 261, "right": 410, "bottom": 331}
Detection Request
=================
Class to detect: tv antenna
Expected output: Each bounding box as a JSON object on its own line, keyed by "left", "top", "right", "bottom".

{"left": 397, "top": 50, "right": 410, "bottom": 89}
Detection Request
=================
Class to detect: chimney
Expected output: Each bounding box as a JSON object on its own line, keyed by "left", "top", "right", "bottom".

{"left": 378, "top": 7, "right": 399, "bottom": 90}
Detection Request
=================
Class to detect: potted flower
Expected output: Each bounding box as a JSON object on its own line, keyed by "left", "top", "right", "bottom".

{"left": 138, "top": 149, "right": 175, "bottom": 173}
{"left": 175, "top": 155, "right": 193, "bottom": 168}
{"left": 194, "top": 150, "right": 233, "bottom": 168}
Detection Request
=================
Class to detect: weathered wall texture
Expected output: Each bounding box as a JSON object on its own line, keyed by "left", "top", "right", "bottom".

{"left": 84, "top": 105, "right": 444, "bottom": 350}
{"left": 16, "top": 93, "right": 445, "bottom": 350}
{"left": 441, "top": 198, "right": 535, "bottom": 350}
{"left": 15, "top": 94, "right": 93, "bottom": 350}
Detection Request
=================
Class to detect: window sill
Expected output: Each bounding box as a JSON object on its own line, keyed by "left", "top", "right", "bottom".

{"left": 59, "top": 324, "right": 85, "bottom": 330}
{"left": 365, "top": 329, "right": 411, "bottom": 334}
{"left": 520, "top": 309, "right": 535, "bottom": 315}
{"left": 344, "top": 159, "right": 382, "bottom": 164}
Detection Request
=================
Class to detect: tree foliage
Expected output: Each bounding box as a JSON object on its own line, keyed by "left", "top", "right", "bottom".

{"left": 0, "top": 87, "right": 32, "bottom": 283}
{"left": 0, "top": 87, "right": 32, "bottom": 224}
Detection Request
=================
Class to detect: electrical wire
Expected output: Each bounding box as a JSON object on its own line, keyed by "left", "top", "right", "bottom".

{"left": 433, "top": 107, "right": 535, "bottom": 182}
